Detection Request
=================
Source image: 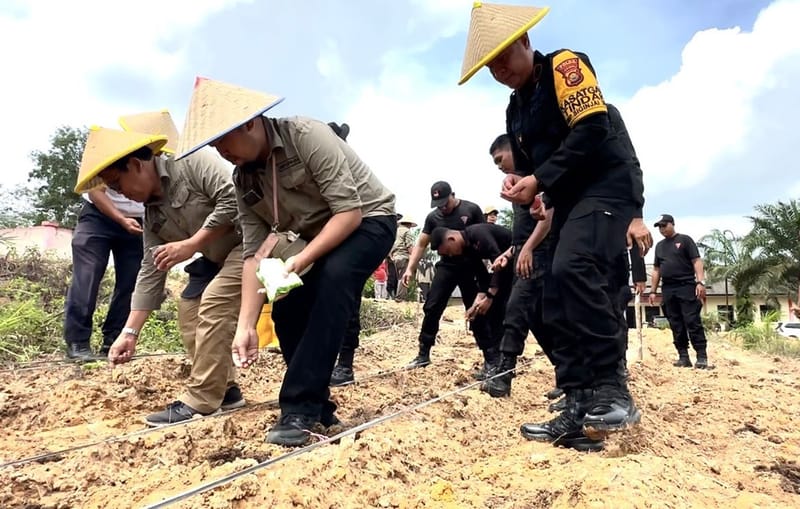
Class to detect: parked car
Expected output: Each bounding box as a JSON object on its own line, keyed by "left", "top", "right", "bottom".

{"left": 775, "top": 322, "right": 800, "bottom": 339}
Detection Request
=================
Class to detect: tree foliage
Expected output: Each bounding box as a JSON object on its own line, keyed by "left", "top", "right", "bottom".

{"left": 26, "top": 126, "right": 87, "bottom": 229}
{"left": 496, "top": 208, "right": 513, "bottom": 230}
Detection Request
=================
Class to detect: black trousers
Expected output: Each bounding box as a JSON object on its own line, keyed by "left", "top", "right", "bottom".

{"left": 271, "top": 216, "right": 396, "bottom": 419}
{"left": 662, "top": 283, "right": 707, "bottom": 353}
{"left": 612, "top": 249, "right": 633, "bottom": 365}
{"left": 485, "top": 269, "right": 513, "bottom": 349}
{"left": 418, "top": 261, "right": 495, "bottom": 351}
{"left": 499, "top": 248, "right": 556, "bottom": 366}
{"left": 336, "top": 302, "right": 362, "bottom": 367}
{"left": 545, "top": 199, "right": 633, "bottom": 389}
{"left": 63, "top": 202, "right": 143, "bottom": 346}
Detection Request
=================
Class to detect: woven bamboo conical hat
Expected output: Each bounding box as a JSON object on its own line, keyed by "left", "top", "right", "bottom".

{"left": 398, "top": 215, "right": 418, "bottom": 227}
{"left": 119, "top": 110, "right": 180, "bottom": 154}
{"left": 176, "top": 77, "right": 284, "bottom": 159}
{"left": 74, "top": 127, "right": 167, "bottom": 194}
{"left": 459, "top": 2, "right": 550, "bottom": 85}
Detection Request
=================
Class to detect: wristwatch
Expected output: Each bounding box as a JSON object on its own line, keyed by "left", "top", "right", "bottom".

{"left": 697, "top": 281, "right": 706, "bottom": 287}
{"left": 122, "top": 327, "right": 140, "bottom": 337}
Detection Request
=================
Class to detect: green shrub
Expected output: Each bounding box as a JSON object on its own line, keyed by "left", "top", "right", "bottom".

{"left": 359, "top": 298, "right": 417, "bottom": 335}
{"left": 731, "top": 315, "right": 800, "bottom": 358}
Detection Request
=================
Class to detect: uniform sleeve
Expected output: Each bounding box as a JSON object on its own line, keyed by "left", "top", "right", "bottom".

{"left": 293, "top": 120, "right": 363, "bottom": 214}
{"left": 422, "top": 213, "right": 435, "bottom": 235}
{"left": 685, "top": 236, "right": 701, "bottom": 260}
{"left": 534, "top": 51, "right": 611, "bottom": 193}
{"left": 476, "top": 227, "right": 503, "bottom": 261}
{"left": 184, "top": 150, "right": 239, "bottom": 230}
{"left": 473, "top": 258, "right": 492, "bottom": 293}
{"left": 131, "top": 233, "right": 168, "bottom": 311}
{"left": 653, "top": 243, "right": 662, "bottom": 268}
{"left": 607, "top": 104, "right": 645, "bottom": 217}
{"left": 629, "top": 243, "right": 647, "bottom": 283}
{"left": 234, "top": 183, "right": 271, "bottom": 259}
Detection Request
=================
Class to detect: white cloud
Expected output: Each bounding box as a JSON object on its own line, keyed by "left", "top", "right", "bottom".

{"left": 0, "top": 0, "right": 250, "bottom": 186}
{"left": 619, "top": 0, "right": 800, "bottom": 196}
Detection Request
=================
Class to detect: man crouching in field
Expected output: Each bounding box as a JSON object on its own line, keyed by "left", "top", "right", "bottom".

{"left": 74, "top": 114, "right": 245, "bottom": 426}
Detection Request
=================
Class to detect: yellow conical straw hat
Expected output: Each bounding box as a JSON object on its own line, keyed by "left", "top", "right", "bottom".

{"left": 119, "top": 110, "right": 180, "bottom": 154}
{"left": 74, "top": 126, "right": 167, "bottom": 194}
{"left": 176, "top": 77, "right": 284, "bottom": 159}
{"left": 459, "top": 2, "right": 550, "bottom": 85}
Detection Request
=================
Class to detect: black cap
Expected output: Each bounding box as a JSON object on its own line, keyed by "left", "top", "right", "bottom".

{"left": 181, "top": 257, "right": 222, "bottom": 299}
{"left": 430, "top": 181, "right": 452, "bottom": 208}
{"left": 654, "top": 214, "right": 675, "bottom": 227}
{"left": 328, "top": 122, "right": 350, "bottom": 141}
{"left": 429, "top": 227, "right": 448, "bottom": 251}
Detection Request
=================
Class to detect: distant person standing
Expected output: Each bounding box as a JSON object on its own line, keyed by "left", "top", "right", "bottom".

{"left": 373, "top": 260, "right": 388, "bottom": 299}
{"left": 390, "top": 216, "right": 417, "bottom": 301}
{"left": 484, "top": 206, "right": 499, "bottom": 224}
{"left": 416, "top": 258, "right": 434, "bottom": 302}
{"left": 63, "top": 187, "right": 144, "bottom": 360}
{"left": 649, "top": 214, "right": 709, "bottom": 369}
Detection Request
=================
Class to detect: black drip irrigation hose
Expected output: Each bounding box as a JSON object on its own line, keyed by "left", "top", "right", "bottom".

{"left": 143, "top": 362, "right": 529, "bottom": 509}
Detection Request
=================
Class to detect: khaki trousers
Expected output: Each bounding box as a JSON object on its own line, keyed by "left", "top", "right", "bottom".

{"left": 177, "top": 246, "right": 242, "bottom": 413}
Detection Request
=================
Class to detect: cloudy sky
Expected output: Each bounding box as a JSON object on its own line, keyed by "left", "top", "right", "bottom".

{"left": 1, "top": 0, "right": 798, "bottom": 259}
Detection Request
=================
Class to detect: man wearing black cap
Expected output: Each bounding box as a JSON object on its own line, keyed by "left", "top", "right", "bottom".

{"left": 649, "top": 214, "right": 709, "bottom": 369}
{"left": 430, "top": 223, "right": 512, "bottom": 376}
{"left": 401, "top": 182, "right": 493, "bottom": 370}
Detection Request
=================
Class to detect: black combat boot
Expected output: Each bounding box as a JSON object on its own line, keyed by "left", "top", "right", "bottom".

{"left": 673, "top": 350, "right": 692, "bottom": 367}
{"left": 583, "top": 379, "right": 641, "bottom": 440}
{"left": 545, "top": 387, "right": 564, "bottom": 400}
{"left": 520, "top": 388, "right": 604, "bottom": 452}
{"left": 481, "top": 354, "right": 516, "bottom": 397}
{"left": 694, "top": 350, "right": 709, "bottom": 369}
{"left": 473, "top": 347, "right": 500, "bottom": 380}
{"left": 407, "top": 344, "right": 432, "bottom": 368}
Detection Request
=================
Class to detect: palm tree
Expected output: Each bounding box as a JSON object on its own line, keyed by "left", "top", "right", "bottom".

{"left": 699, "top": 229, "right": 769, "bottom": 325}
{"left": 745, "top": 200, "right": 800, "bottom": 294}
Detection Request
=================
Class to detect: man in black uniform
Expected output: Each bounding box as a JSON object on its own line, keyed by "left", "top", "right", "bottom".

{"left": 401, "top": 181, "right": 495, "bottom": 370}
{"left": 649, "top": 214, "right": 709, "bottom": 369}
{"left": 459, "top": 3, "right": 647, "bottom": 449}
{"left": 430, "top": 223, "right": 512, "bottom": 377}
{"left": 481, "top": 134, "right": 558, "bottom": 400}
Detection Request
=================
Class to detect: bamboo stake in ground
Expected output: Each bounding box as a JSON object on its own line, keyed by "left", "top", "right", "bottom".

{"left": 635, "top": 292, "right": 644, "bottom": 362}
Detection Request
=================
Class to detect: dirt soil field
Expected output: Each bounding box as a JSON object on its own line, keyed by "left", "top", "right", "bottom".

{"left": 1, "top": 302, "right": 799, "bottom": 508}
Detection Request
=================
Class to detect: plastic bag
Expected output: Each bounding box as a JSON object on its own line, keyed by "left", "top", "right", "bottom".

{"left": 256, "top": 258, "right": 303, "bottom": 302}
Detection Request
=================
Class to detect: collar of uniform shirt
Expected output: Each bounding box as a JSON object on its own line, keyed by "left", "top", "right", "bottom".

{"left": 146, "top": 156, "right": 172, "bottom": 206}
{"left": 262, "top": 117, "right": 285, "bottom": 157}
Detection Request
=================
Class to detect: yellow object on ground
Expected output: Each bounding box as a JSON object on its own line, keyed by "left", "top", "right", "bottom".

{"left": 257, "top": 303, "right": 281, "bottom": 351}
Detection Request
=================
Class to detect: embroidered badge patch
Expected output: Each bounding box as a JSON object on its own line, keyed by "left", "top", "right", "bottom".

{"left": 555, "top": 57, "right": 584, "bottom": 87}
{"left": 461, "top": 216, "right": 468, "bottom": 224}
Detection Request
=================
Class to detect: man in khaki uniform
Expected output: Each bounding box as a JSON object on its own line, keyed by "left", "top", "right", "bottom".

{"left": 390, "top": 215, "right": 417, "bottom": 302}
{"left": 175, "top": 77, "right": 397, "bottom": 447}
{"left": 74, "top": 114, "right": 245, "bottom": 426}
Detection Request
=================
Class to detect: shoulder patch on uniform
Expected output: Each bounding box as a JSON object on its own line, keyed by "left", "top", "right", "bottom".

{"left": 552, "top": 50, "right": 607, "bottom": 128}
{"left": 554, "top": 57, "right": 584, "bottom": 87}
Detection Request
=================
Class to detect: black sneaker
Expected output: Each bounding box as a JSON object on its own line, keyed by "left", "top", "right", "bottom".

{"left": 545, "top": 387, "right": 564, "bottom": 400}
{"left": 221, "top": 386, "right": 246, "bottom": 410}
{"left": 266, "top": 414, "right": 318, "bottom": 447}
{"left": 145, "top": 401, "right": 209, "bottom": 427}
{"left": 407, "top": 352, "right": 431, "bottom": 368}
{"left": 98, "top": 344, "right": 111, "bottom": 357}
{"left": 694, "top": 353, "right": 710, "bottom": 369}
{"left": 673, "top": 351, "right": 692, "bottom": 367}
{"left": 548, "top": 395, "right": 567, "bottom": 413}
{"left": 583, "top": 383, "right": 641, "bottom": 440}
{"left": 66, "top": 342, "right": 95, "bottom": 361}
{"left": 520, "top": 389, "right": 603, "bottom": 452}
{"left": 329, "top": 365, "right": 355, "bottom": 387}
{"left": 480, "top": 354, "right": 516, "bottom": 398}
